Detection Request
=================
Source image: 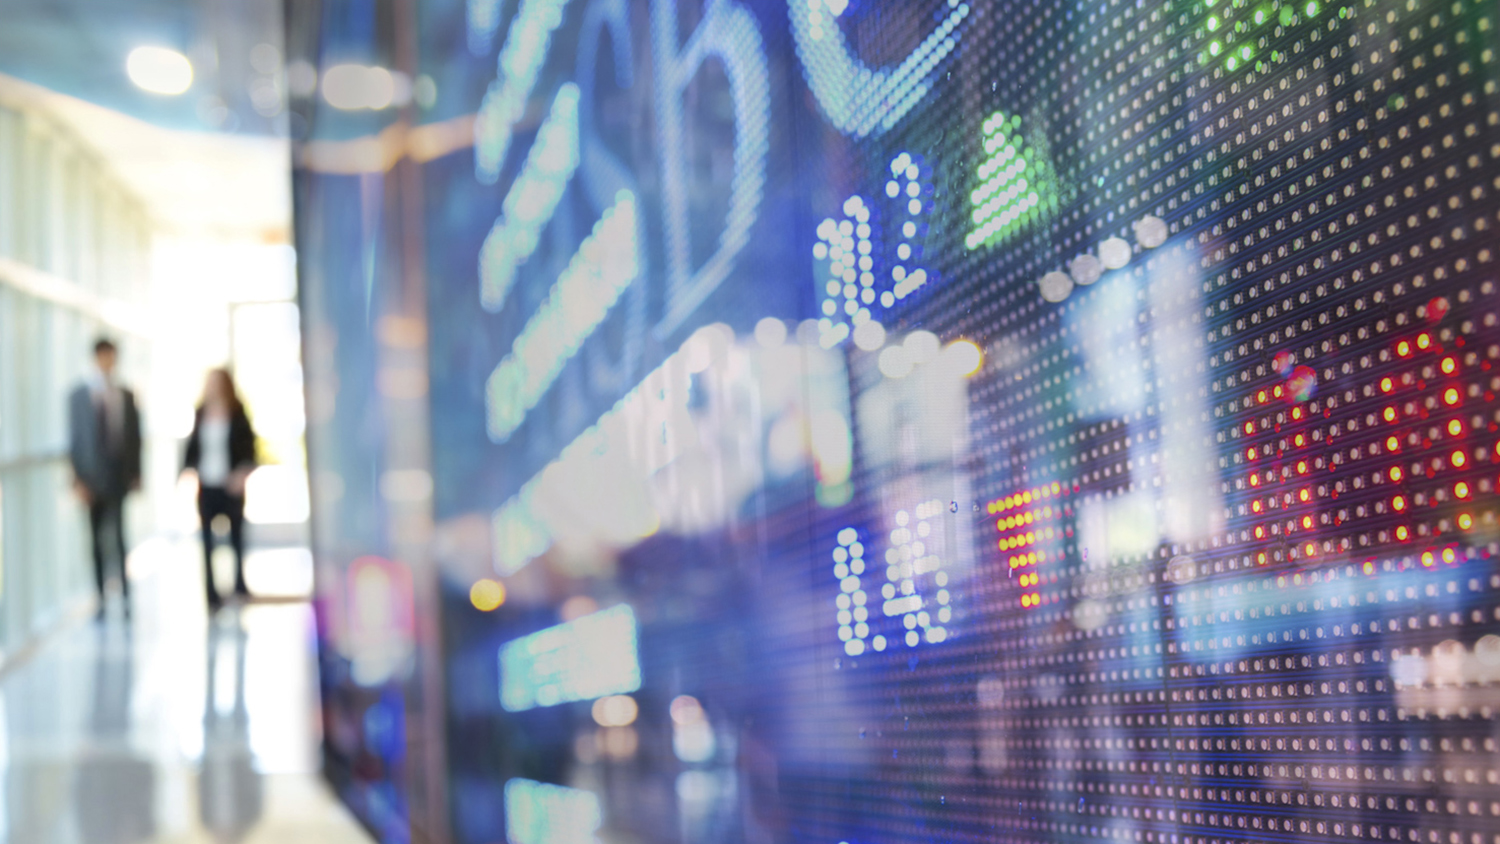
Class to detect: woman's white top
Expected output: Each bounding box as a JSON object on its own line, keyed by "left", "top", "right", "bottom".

{"left": 198, "top": 417, "right": 232, "bottom": 487}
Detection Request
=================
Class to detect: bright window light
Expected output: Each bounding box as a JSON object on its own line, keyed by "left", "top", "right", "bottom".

{"left": 126, "top": 46, "right": 194, "bottom": 95}
{"left": 244, "top": 465, "right": 311, "bottom": 524}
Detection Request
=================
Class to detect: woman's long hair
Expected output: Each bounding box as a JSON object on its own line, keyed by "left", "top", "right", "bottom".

{"left": 201, "top": 368, "right": 244, "bottom": 416}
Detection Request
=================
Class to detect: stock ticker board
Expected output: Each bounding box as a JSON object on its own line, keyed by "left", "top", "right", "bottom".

{"left": 301, "top": 0, "right": 1500, "bottom": 841}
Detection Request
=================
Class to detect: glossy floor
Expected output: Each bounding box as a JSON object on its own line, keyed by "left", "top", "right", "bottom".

{"left": 0, "top": 538, "right": 372, "bottom": 844}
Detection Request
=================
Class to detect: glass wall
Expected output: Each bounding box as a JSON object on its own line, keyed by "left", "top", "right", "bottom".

{"left": 0, "top": 97, "right": 152, "bottom": 652}
{"left": 292, "top": 1, "right": 1500, "bottom": 843}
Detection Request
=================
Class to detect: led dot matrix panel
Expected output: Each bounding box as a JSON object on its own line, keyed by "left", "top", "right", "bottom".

{"left": 889, "top": 0, "right": 1500, "bottom": 838}
{"left": 294, "top": 0, "right": 1500, "bottom": 840}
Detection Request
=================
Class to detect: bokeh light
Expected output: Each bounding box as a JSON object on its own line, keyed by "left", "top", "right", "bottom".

{"left": 470, "top": 578, "right": 507, "bottom": 611}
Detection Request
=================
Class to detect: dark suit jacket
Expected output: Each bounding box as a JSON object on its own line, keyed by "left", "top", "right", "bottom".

{"left": 67, "top": 383, "right": 142, "bottom": 500}
{"left": 183, "top": 406, "right": 258, "bottom": 482}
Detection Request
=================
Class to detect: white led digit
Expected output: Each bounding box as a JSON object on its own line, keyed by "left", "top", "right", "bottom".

{"left": 832, "top": 527, "right": 873, "bottom": 656}
{"left": 479, "top": 84, "right": 581, "bottom": 312}
{"left": 505, "top": 779, "right": 602, "bottom": 844}
{"left": 486, "top": 192, "right": 640, "bottom": 442}
{"left": 499, "top": 605, "right": 641, "bottom": 710}
{"left": 788, "top": 0, "right": 970, "bottom": 138}
{"left": 474, "top": 0, "right": 574, "bottom": 184}
{"left": 815, "top": 153, "right": 938, "bottom": 345}
{"left": 882, "top": 501, "right": 950, "bottom": 647}
{"left": 466, "top": 0, "right": 506, "bottom": 55}
{"left": 652, "top": 0, "right": 771, "bottom": 335}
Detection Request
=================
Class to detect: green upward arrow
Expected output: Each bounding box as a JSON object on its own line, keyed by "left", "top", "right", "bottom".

{"left": 965, "top": 110, "right": 1062, "bottom": 251}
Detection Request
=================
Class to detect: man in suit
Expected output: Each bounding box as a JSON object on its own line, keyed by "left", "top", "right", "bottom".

{"left": 68, "top": 338, "right": 143, "bottom": 618}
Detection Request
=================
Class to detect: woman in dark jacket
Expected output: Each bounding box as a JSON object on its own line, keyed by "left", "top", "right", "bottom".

{"left": 183, "top": 369, "right": 258, "bottom": 609}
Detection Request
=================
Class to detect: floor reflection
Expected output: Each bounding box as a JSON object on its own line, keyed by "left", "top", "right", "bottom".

{"left": 0, "top": 536, "right": 370, "bottom": 844}
{"left": 200, "top": 611, "right": 262, "bottom": 841}
{"left": 74, "top": 627, "right": 157, "bottom": 844}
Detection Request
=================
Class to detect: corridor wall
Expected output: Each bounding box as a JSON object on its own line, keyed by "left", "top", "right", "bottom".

{"left": 0, "top": 96, "right": 152, "bottom": 652}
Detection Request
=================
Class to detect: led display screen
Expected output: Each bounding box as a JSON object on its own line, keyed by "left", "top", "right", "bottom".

{"left": 290, "top": 0, "right": 1500, "bottom": 842}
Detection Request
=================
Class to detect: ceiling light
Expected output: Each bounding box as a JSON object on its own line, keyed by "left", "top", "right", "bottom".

{"left": 126, "top": 46, "right": 194, "bottom": 96}
{"left": 322, "top": 64, "right": 399, "bottom": 110}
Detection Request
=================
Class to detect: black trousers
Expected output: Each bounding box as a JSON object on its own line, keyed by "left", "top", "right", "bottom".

{"left": 88, "top": 495, "right": 128, "bottom": 603}
{"left": 198, "top": 486, "right": 247, "bottom": 604}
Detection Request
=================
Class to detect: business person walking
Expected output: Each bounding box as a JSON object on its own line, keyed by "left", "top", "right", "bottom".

{"left": 68, "top": 338, "right": 143, "bottom": 619}
{"left": 183, "top": 369, "right": 258, "bottom": 610}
